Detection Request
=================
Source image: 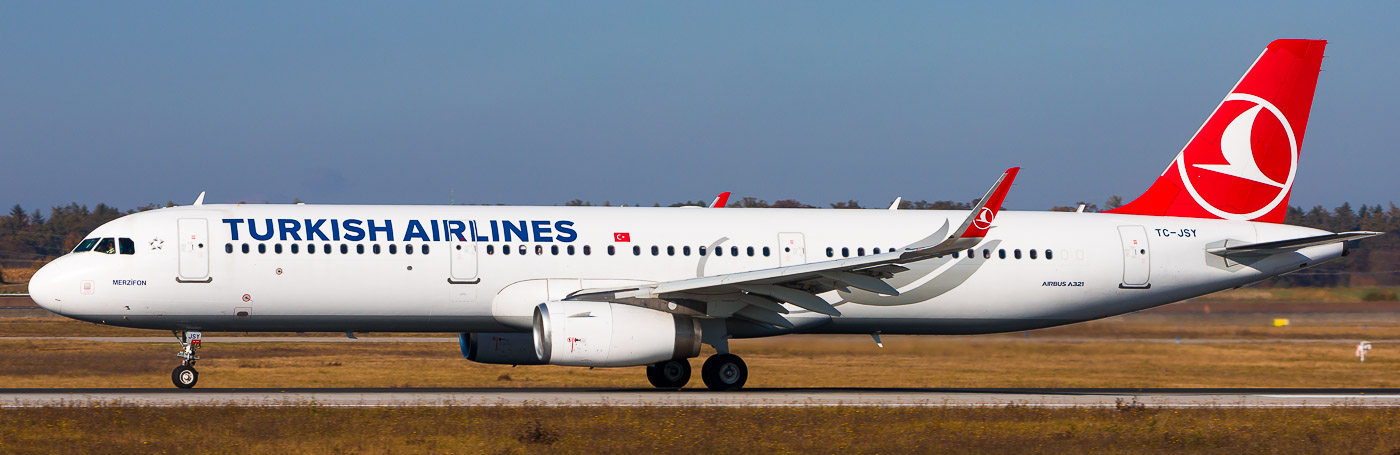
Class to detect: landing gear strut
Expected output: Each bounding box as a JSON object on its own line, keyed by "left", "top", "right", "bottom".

{"left": 646, "top": 359, "right": 692, "bottom": 389}
{"left": 172, "top": 330, "right": 202, "bottom": 389}
{"left": 701, "top": 353, "right": 747, "bottom": 391}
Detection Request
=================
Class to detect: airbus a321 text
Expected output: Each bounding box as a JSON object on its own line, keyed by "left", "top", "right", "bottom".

{"left": 29, "top": 39, "right": 1381, "bottom": 390}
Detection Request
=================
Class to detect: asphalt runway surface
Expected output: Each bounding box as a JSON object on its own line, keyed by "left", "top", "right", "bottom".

{"left": 4, "top": 387, "right": 1400, "bottom": 408}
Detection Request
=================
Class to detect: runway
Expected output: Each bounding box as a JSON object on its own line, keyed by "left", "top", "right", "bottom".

{"left": 5, "top": 388, "right": 1400, "bottom": 408}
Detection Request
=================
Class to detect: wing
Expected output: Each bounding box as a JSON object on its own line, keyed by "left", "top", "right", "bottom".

{"left": 568, "top": 168, "right": 1020, "bottom": 328}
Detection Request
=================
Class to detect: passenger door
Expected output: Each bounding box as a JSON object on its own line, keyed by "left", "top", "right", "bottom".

{"left": 1117, "top": 225, "right": 1151, "bottom": 288}
{"left": 177, "top": 218, "right": 210, "bottom": 282}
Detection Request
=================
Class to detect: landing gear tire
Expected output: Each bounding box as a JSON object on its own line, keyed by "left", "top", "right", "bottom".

{"left": 701, "top": 354, "right": 747, "bottom": 391}
{"left": 172, "top": 330, "right": 203, "bottom": 389}
{"left": 646, "top": 359, "right": 692, "bottom": 389}
{"left": 172, "top": 365, "right": 198, "bottom": 389}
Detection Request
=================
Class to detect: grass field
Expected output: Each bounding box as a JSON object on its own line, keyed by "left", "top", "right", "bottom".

{"left": 1, "top": 332, "right": 1396, "bottom": 389}
{"left": 3, "top": 406, "right": 1400, "bottom": 454}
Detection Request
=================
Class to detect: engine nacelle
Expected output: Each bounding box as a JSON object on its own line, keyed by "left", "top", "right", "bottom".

{"left": 459, "top": 332, "right": 544, "bottom": 365}
{"left": 533, "top": 301, "right": 701, "bottom": 367}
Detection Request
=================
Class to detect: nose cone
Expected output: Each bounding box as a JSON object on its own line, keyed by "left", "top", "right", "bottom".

{"left": 28, "top": 260, "right": 64, "bottom": 314}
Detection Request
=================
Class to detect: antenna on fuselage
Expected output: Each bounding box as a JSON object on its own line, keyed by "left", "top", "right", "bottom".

{"left": 192, "top": 191, "right": 206, "bottom": 206}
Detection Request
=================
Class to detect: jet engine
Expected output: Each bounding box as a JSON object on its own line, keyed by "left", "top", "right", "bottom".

{"left": 533, "top": 301, "right": 701, "bottom": 367}
{"left": 459, "top": 332, "right": 544, "bottom": 365}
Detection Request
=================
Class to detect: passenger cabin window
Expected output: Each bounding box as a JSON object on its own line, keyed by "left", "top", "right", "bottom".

{"left": 518, "top": 245, "right": 526, "bottom": 255}
{"left": 487, "top": 245, "right": 495, "bottom": 255}
{"left": 841, "top": 247, "right": 849, "bottom": 258}
{"left": 389, "top": 244, "right": 398, "bottom": 254}
{"left": 340, "top": 244, "right": 348, "bottom": 254}
{"left": 225, "top": 243, "right": 234, "bottom": 254}
{"left": 372, "top": 244, "right": 380, "bottom": 254}
{"left": 242, "top": 243, "right": 251, "bottom": 254}
{"left": 407, "top": 244, "right": 415, "bottom": 255}
{"left": 567, "top": 245, "right": 575, "bottom": 255}
{"left": 502, "top": 245, "right": 510, "bottom": 255}
{"left": 826, "top": 247, "right": 834, "bottom": 258}
{"left": 552, "top": 245, "right": 560, "bottom": 255}
{"left": 422, "top": 244, "right": 430, "bottom": 255}
{"left": 258, "top": 244, "right": 267, "bottom": 254}
{"left": 74, "top": 238, "right": 99, "bottom": 253}
{"left": 857, "top": 248, "right": 865, "bottom": 256}
{"left": 307, "top": 243, "right": 315, "bottom": 254}
{"left": 762, "top": 246, "right": 770, "bottom": 257}
{"left": 983, "top": 249, "right": 991, "bottom": 259}
{"left": 1045, "top": 249, "right": 1054, "bottom": 260}
{"left": 998, "top": 249, "right": 1006, "bottom": 259}
{"left": 651, "top": 246, "right": 660, "bottom": 256}
{"left": 608, "top": 245, "right": 616, "bottom": 256}
{"left": 324, "top": 244, "right": 332, "bottom": 254}
{"left": 746, "top": 246, "right": 755, "bottom": 257}
{"left": 699, "top": 246, "right": 707, "bottom": 256}
{"left": 583, "top": 245, "right": 591, "bottom": 255}
{"left": 715, "top": 247, "right": 723, "bottom": 257}
{"left": 667, "top": 246, "right": 675, "bottom": 256}
{"left": 275, "top": 244, "right": 284, "bottom": 254}
{"left": 356, "top": 244, "right": 364, "bottom": 254}
{"left": 1030, "top": 249, "right": 1038, "bottom": 259}
{"left": 731, "top": 246, "right": 739, "bottom": 257}
{"left": 683, "top": 246, "right": 691, "bottom": 256}
{"left": 633, "top": 246, "right": 641, "bottom": 256}
{"left": 292, "top": 244, "right": 300, "bottom": 254}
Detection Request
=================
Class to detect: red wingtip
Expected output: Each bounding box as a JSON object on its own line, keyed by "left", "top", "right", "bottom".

{"left": 710, "top": 192, "right": 731, "bottom": 208}
{"left": 960, "top": 167, "right": 1019, "bottom": 239}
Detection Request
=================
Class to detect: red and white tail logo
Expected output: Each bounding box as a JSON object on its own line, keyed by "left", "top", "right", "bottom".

{"left": 1107, "top": 39, "right": 1325, "bottom": 223}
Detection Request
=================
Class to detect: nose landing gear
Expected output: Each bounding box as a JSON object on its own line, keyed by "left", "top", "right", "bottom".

{"left": 172, "top": 330, "right": 202, "bottom": 389}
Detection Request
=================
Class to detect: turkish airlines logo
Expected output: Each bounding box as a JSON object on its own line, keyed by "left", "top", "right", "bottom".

{"left": 1176, "top": 93, "right": 1298, "bottom": 221}
{"left": 971, "top": 207, "right": 995, "bottom": 230}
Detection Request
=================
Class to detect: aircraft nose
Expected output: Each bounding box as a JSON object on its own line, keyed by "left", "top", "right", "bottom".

{"left": 28, "top": 260, "right": 64, "bottom": 314}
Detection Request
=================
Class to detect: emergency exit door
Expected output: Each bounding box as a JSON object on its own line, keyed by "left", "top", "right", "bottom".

{"left": 449, "top": 230, "right": 480, "bottom": 284}
{"left": 177, "top": 218, "right": 210, "bottom": 282}
{"left": 1118, "top": 225, "right": 1151, "bottom": 288}
{"left": 778, "top": 232, "right": 806, "bottom": 266}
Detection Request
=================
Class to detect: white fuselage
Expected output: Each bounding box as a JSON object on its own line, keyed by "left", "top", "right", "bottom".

{"left": 29, "top": 204, "right": 1340, "bottom": 337}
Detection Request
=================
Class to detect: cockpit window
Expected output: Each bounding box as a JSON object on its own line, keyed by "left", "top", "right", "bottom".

{"left": 118, "top": 238, "right": 135, "bottom": 255}
{"left": 94, "top": 238, "right": 117, "bottom": 254}
{"left": 73, "top": 238, "right": 99, "bottom": 253}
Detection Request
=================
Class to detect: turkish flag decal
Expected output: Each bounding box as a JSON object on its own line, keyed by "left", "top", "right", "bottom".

{"left": 613, "top": 232, "right": 631, "bottom": 242}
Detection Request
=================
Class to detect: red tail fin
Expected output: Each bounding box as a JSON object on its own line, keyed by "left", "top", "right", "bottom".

{"left": 1106, "top": 39, "right": 1326, "bottom": 223}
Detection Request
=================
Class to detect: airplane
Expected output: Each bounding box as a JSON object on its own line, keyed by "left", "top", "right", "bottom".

{"left": 27, "top": 39, "right": 1382, "bottom": 390}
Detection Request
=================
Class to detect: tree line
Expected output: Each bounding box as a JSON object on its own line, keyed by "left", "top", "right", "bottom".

{"left": 1, "top": 198, "right": 1395, "bottom": 287}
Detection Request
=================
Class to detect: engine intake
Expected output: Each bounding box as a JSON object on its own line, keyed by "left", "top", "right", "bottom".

{"left": 533, "top": 301, "right": 701, "bottom": 367}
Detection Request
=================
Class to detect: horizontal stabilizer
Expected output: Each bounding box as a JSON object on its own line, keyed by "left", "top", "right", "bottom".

{"left": 1207, "top": 231, "right": 1382, "bottom": 254}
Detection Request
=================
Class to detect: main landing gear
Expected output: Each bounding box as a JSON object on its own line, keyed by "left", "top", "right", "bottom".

{"left": 646, "top": 354, "right": 748, "bottom": 391}
{"left": 172, "top": 330, "right": 202, "bottom": 389}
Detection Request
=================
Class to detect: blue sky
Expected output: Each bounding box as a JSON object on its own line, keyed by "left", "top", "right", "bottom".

{"left": 1, "top": 2, "right": 1395, "bottom": 211}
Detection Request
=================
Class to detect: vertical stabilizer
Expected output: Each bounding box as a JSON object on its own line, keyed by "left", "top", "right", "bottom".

{"left": 1107, "top": 39, "right": 1326, "bottom": 223}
